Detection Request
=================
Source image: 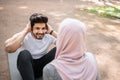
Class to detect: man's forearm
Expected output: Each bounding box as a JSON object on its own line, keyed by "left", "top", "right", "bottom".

{"left": 5, "top": 30, "right": 28, "bottom": 53}
{"left": 51, "top": 30, "right": 57, "bottom": 38}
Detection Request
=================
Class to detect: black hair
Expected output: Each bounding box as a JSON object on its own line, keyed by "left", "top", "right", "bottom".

{"left": 29, "top": 13, "right": 48, "bottom": 29}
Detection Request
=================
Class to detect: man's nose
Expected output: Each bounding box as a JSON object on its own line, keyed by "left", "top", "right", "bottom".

{"left": 38, "top": 29, "right": 43, "bottom": 33}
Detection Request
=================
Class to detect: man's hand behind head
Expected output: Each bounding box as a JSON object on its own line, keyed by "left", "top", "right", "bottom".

{"left": 24, "top": 22, "right": 31, "bottom": 33}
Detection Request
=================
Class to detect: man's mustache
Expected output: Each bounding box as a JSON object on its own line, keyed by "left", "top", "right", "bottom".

{"left": 36, "top": 33, "right": 44, "bottom": 35}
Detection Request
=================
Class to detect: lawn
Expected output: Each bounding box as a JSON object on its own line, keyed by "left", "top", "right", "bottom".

{"left": 85, "top": 6, "right": 120, "bottom": 19}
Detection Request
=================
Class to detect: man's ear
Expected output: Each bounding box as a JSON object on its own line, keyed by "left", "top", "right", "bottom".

{"left": 31, "top": 27, "right": 33, "bottom": 31}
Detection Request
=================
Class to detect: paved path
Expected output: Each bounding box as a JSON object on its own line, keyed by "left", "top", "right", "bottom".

{"left": 0, "top": 0, "right": 120, "bottom": 80}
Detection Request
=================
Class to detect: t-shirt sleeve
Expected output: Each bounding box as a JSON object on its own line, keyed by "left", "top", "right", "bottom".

{"left": 49, "top": 35, "right": 56, "bottom": 45}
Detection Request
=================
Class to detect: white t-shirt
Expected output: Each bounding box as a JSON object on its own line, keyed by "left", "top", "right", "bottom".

{"left": 18, "top": 33, "right": 55, "bottom": 59}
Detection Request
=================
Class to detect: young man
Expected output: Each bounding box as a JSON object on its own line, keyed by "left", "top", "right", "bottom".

{"left": 5, "top": 13, "right": 57, "bottom": 80}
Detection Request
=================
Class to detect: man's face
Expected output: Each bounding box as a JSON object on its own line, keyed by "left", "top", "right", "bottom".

{"left": 32, "top": 23, "right": 47, "bottom": 39}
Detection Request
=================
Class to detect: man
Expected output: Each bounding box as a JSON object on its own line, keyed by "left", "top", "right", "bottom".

{"left": 5, "top": 13, "right": 57, "bottom": 80}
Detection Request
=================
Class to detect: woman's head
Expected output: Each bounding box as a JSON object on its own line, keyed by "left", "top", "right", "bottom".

{"left": 56, "top": 18, "right": 87, "bottom": 59}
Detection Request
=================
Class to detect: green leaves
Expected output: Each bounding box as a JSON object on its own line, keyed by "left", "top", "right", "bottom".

{"left": 85, "top": 6, "right": 120, "bottom": 19}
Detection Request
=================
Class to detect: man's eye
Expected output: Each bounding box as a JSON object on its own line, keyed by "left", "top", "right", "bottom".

{"left": 36, "top": 27, "right": 39, "bottom": 30}
{"left": 42, "top": 28, "right": 46, "bottom": 30}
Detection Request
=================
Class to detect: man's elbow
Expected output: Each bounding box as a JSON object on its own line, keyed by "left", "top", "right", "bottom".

{"left": 5, "top": 46, "right": 16, "bottom": 53}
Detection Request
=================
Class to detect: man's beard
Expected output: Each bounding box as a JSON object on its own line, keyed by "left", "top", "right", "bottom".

{"left": 32, "top": 32, "right": 45, "bottom": 40}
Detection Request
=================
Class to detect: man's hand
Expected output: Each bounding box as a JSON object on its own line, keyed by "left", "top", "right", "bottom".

{"left": 24, "top": 22, "right": 31, "bottom": 33}
{"left": 46, "top": 24, "right": 53, "bottom": 34}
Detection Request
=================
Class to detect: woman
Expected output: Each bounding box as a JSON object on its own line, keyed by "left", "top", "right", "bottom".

{"left": 43, "top": 18, "right": 98, "bottom": 80}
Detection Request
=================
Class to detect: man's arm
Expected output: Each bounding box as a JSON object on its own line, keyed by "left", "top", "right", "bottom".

{"left": 50, "top": 30, "right": 57, "bottom": 38}
{"left": 4, "top": 23, "right": 31, "bottom": 53}
{"left": 47, "top": 24, "right": 57, "bottom": 38}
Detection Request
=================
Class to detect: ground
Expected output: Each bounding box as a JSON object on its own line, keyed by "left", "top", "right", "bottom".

{"left": 0, "top": 0, "right": 120, "bottom": 80}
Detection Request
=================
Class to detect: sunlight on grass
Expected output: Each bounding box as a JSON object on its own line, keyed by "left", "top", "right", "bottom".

{"left": 85, "top": 6, "right": 120, "bottom": 19}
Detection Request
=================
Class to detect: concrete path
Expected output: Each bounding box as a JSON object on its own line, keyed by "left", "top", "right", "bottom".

{"left": 0, "top": 0, "right": 120, "bottom": 80}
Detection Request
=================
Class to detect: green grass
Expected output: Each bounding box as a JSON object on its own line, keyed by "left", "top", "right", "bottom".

{"left": 85, "top": 6, "right": 120, "bottom": 19}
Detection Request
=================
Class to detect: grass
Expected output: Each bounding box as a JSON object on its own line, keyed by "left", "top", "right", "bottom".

{"left": 85, "top": 6, "right": 120, "bottom": 19}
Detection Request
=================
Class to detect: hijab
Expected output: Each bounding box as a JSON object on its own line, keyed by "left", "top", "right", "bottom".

{"left": 51, "top": 18, "right": 97, "bottom": 80}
